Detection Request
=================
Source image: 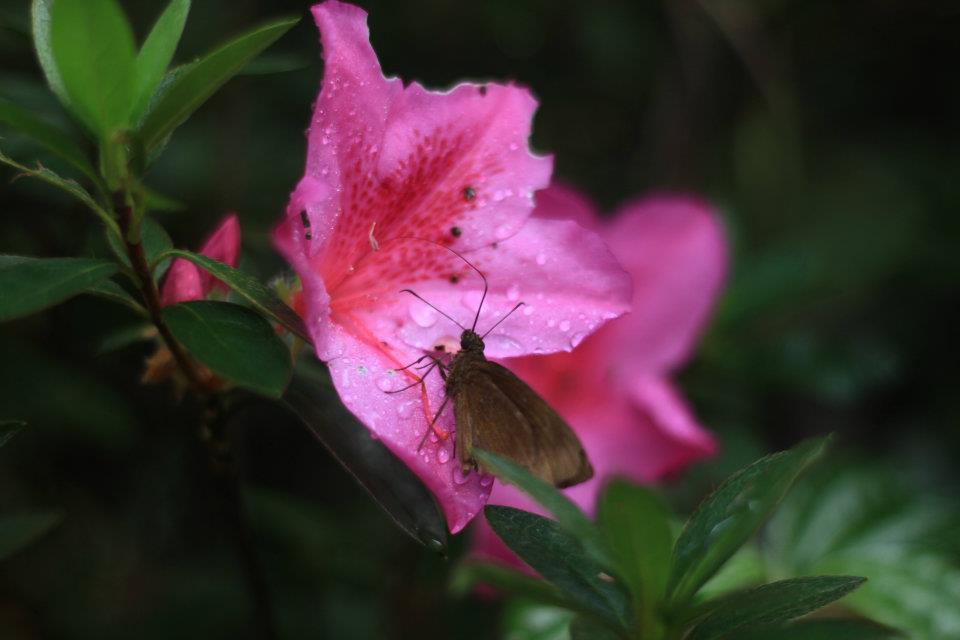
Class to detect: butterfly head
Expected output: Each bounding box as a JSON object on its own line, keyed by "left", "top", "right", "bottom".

{"left": 459, "top": 329, "right": 485, "bottom": 353}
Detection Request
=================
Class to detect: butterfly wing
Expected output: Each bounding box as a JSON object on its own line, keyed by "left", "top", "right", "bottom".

{"left": 454, "top": 358, "right": 593, "bottom": 488}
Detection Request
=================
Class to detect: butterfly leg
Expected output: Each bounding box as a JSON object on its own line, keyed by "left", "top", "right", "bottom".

{"left": 417, "top": 393, "right": 451, "bottom": 452}
{"left": 385, "top": 358, "right": 440, "bottom": 394}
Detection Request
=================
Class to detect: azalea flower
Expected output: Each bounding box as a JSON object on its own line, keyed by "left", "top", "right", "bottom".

{"left": 471, "top": 185, "right": 728, "bottom": 566}
{"left": 273, "top": 1, "right": 631, "bottom": 532}
{"left": 160, "top": 214, "right": 241, "bottom": 306}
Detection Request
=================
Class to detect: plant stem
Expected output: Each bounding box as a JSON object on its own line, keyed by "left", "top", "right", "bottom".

{"left": 116, "top": 193, "right": 278, "bottom": 638}
{"left": 202, "top": 397, "right": 279, "bottom": 640}
{"left": 115, "top": 193, "right": 206, "bottom": 390}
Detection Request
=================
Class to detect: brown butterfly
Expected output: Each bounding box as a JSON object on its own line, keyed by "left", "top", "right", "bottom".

{"left": 390, "top": 245, "right": 593, "bottom": 489}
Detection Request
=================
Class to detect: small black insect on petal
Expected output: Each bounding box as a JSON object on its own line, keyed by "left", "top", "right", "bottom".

{"left": 450, "top": 226, "right": 462, "bottom": 237}
{"left": 463, "top": 186, "right": 476, "bottom": 201}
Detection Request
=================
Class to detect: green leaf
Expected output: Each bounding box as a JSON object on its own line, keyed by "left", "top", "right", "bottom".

{"left": 0, "top": 147, "right": 121, "bottom": 240}
{"left": 451, "top": 563, "right": 572, "bottom": 609}
{"left": 667, "top": 436, "right": 831, "bottom": 607}
{"left": 733, "top": 619, "right": 903, "bottom": 640}
{"left": 162, "top": 300, "right": 292, "bottom": 397}
{"left": 131, "top": 0, "right": 191, "bottom": 123}
{"left": 50, "top": 0, "right": 136, "bottom": 136}
{"left": 686, "top": 576, "right": 866, "bottom": 640}
{"left": 84, "top": 280, "right": 147, "bottom": 316}
{"left": 473, "top": 449, "right": 615, "bottom": 570}
{"left": 597, "top": 480, "right": 673, "bottom": 638}
{"left": 0, "top": 97, "right": 98, "bottom": 183}
{"left": 155, "top": 249, "right": 309, "bottom": 342}
{"left": 0, "top": 256, "right": 119, "bottom": 322}
{"left": 138, "top": 15, "right": 299, "bottom": 151}
{"left": 765, "top": 464, "right": 958, "bottom": 639}
{"left": 283, "top": 359, "right": 448, "bottom": 552}
{"left": 0, "top": 420, "right": 27, "bottom": 448}
{"left": 501, "top": 602, "right": 574, "bottom": 640}
{"left": 569, "top": 616, "right": 622, "bottom": 640}
{"left": 0, "top": 510, "right": 63, "bottom": 561}
{"left": 485, "top": 506, "right": 633, "bottom": 631}
{"left": 30, "top": 0, "right": 69, "bottom": 106}
{"left": 106, "top": 215, "right": 173, "bottom": 279}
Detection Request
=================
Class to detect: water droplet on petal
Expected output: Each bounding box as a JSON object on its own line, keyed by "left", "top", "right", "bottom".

{"left": 495, "top": 224, "right": 512, "bottom": 240}
{"left": 485, "top": 334, "right": 524, "bottom": 355}
{"left": 437, "top": 448, "right": 450, "bottom": 464}
{"left": 397, "top": 401, "right": 415, "bottom": 418}
{"left": 559, "top": 320, "right": 571, "bottom": 332}
{"left": 479, "top": 475, "right": 493, "bottom": 487}
{"left": 452, "top": 467, "right": 471, "bottom": 485}
{"left": 357, "top": 365, "right": 368, "bottom": 375}
{"left": 409, "top": 300, "right": 438, "bottom": 327}
{"left": 523, "top": 305, "right": 535, "bottom": 316}
{"left": 570, "top": 332, "right": 587, "bottom": 348}
{"left": 506, "top": 284, "right": 521, "bottom": 301}
{"left": 536, "top": 252, "right": 547, "bottom": 265}
{"left": 376, "top": 376, "right": 394, "bottom": 392}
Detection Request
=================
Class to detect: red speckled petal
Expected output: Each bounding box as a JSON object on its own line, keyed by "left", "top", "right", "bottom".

{"left": 396, "top": 218, "right": 632, "bottom": 358}
{"left": 283, "top": 1, "right": 551, "bottom": 301}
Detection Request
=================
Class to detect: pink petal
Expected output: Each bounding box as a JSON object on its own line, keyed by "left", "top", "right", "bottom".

{"left": 159, "top": 259, "right": 204, "bottom": 306}
{"left": 530, "top": 183, "right": 601, "bottom": 230}
{"left": 471, "top": 374, "right": 716, "bottom": 570}
{"left": 286, "top": 1, "right": 551, "bottom": 295}
{"left": 197, "top": 213, "right": 241, "bottom": 294}
{"left": 160, "top": 214, "right": 242, "bottom": 305}
{"left": 396, "top": 218, "right": 632, "bottom": 359}
{"left": 320, "top": 320, "right": 491, "bottom": 534}
{"left": 598, "top": 194, "right": 728, "bottom": 376}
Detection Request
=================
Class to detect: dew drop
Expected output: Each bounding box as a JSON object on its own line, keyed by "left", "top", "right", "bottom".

{"left": 409, "top": 300, "right": 438, "bottom": 327}
{"left": 559, "top": 320, "right": 571, "bottom": 332}
{"left": 495, "top": 223, "right": 513, "bottom": 240}
{"left": 437, "top": 448, "right": 450, "bottom": 464}
{"left": 523, "top": 305, "right": 535, "bottom": 316}
{"left": 452, "top": 467, "right": 471, "bottom": 485}
{"left": 397, "top": 401, "right": 415, "bottom": 418}
{"left": 506, "top": 284, "right": 521, "bottom": 301}
{"left": 376, "top": 376, "right": 394, "bottom": 392}
{"left": 570, "top": 332, "right": 587, "bottom": 348}
{"left": 357, "top": 365, "right": 368, "bottom": 375}
{"left": 536, "top": 252, "right": 547, "bottom": 266}
{"left": 479, "top": 475, "right": 493, "bottom": 487}
{"left": 485, "top": 334, "right": 524, "bottom": 355}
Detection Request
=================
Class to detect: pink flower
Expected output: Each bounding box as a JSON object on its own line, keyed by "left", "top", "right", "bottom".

{"left": 273, "top": 2, "right": 631, "bottom": 533}
{"left": 471, "top": 185, "right": 729, "bottom": 566}
{"left": 160, "top": 214, "right": 241, "bottom": 306}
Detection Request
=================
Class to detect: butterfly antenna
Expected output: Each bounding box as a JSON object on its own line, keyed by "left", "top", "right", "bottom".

{"left": 400, "top": 289, "right": 466, "bottom": 331}
{"left": 481, "top": 302, "right": 524, "bottom": 339}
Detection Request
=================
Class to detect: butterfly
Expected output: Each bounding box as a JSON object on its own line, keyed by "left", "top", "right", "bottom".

{"left": 390, "top": 244, "right": 593, "bottom": 489}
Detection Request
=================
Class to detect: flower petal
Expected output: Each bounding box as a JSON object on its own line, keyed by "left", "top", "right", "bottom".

{"left": 396, "top": 217, "right": 632, "bottom": 358}
{"left": 530, "top": 183, "right": 601, "bottom": 230}
{"left": 159, "top": 258, "right": 203, "bottom": 306}
{"left": 284, "top": 1, "right": 551, "bottom": 299}
{"left": 197, "top": 213, "right": 241, "bottom": 293}
{"left": 471, "top": 374, "right": 716, "bottom": 569}
{"left": 320, "top": 323, "right": 491, "bottom": 534}
{"left": 599, "top": 194, "right": 728, "bottom": 375}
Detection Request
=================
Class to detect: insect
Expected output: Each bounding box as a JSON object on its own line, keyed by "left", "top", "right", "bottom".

{"left": 389, "top": 245, "right": 593, "bottom": 489}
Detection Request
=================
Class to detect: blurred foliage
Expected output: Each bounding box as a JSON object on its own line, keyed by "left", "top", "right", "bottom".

{"left": 0, "top": 0, "right": 958, "bottom": 638}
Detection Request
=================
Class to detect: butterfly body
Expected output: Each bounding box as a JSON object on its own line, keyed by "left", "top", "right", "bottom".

{"left": 445, "top": 329, "right": 593, "bottom": 488}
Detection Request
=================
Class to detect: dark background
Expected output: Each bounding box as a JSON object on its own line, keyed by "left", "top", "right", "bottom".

{"left": 0, "top": 1, "right": 958, "bottom": 638}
